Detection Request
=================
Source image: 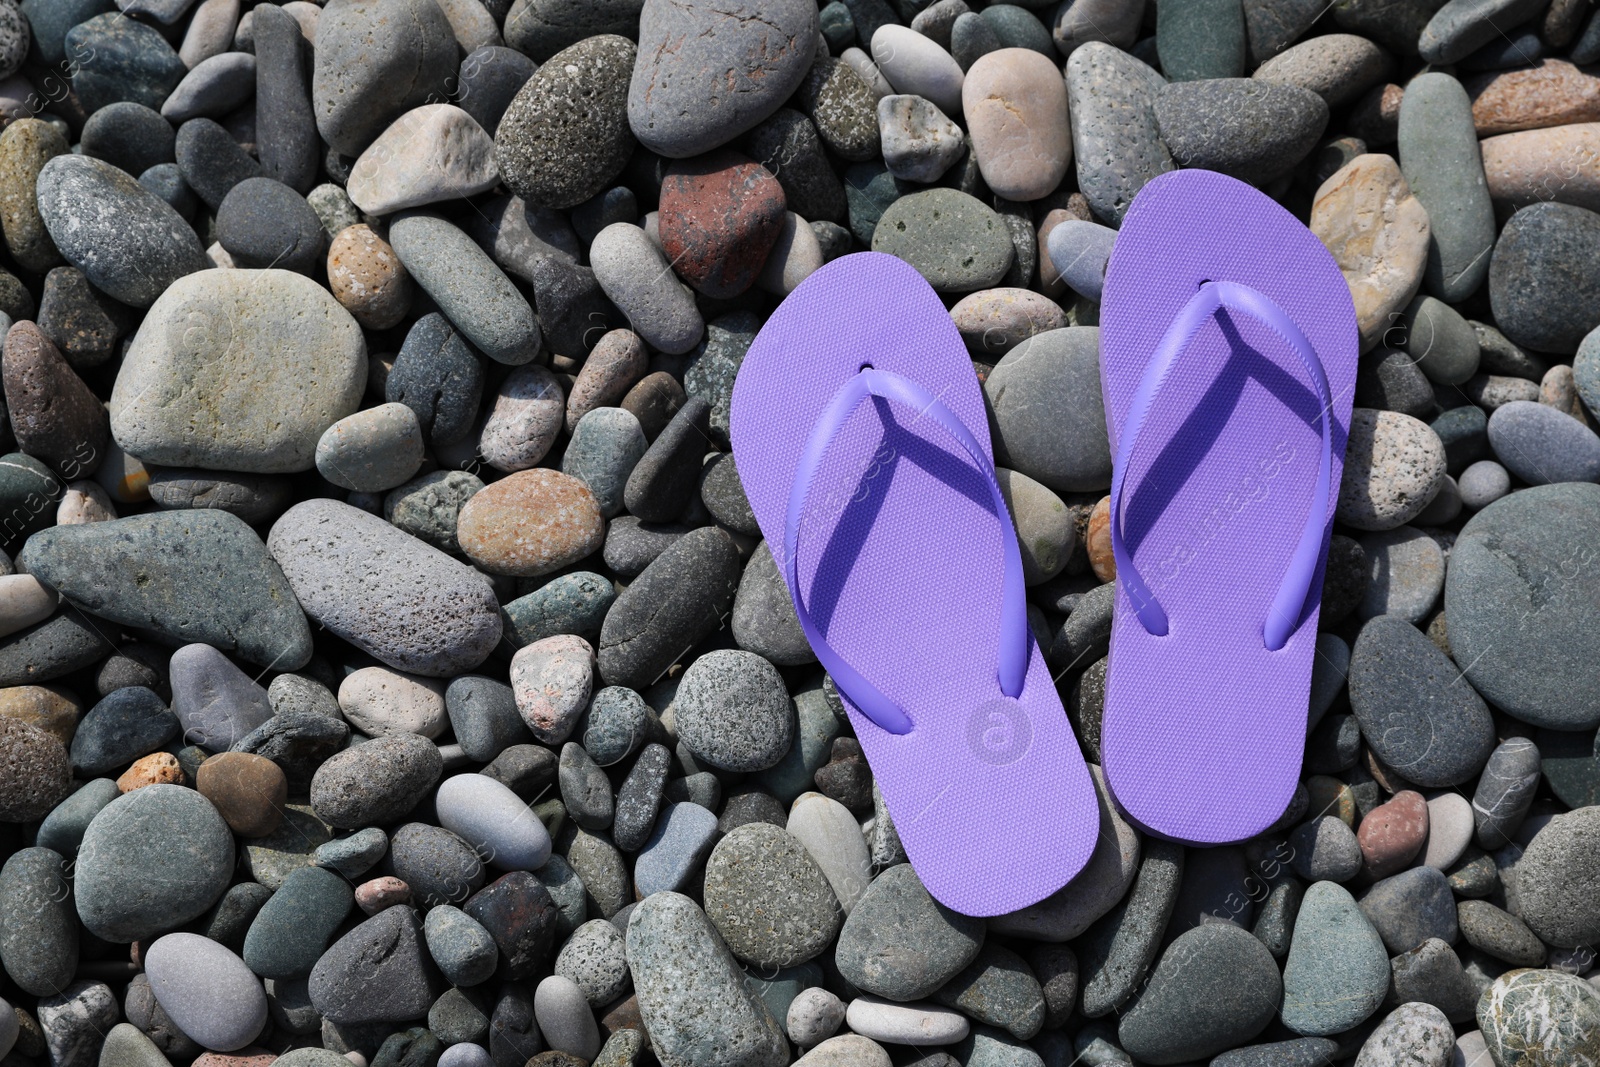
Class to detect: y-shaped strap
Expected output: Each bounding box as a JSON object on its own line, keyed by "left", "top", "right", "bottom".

{"left": 1110, "top": 280, "right": 1334, "bottom": 652}
{"left": 784, "top": 368, "right": 1029, "bottom": 735}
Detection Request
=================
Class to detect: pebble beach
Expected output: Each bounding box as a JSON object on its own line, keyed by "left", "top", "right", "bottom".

{"left": 0, "top": 0, "right": 1599, "bottom": 1066}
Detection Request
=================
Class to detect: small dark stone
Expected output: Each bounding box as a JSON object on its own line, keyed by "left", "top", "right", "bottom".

{"left": 623, "top": 397, "right": 712, "bottom": 522}
{"left": 613, "top": 742, "right": 671, "bottom": 852}
{"left": 480, "top": 743, "right": 559, "bottom": 799}
{"left": 308, "top": 905, "right": 441, "bottom": 1025}
{"left": 388, "top": 822, "right": 486, "bottom": 908}
{"left": 602, "top": 517, "right": 691, "bottom": 579}
{"left": 597, "top": 526, "right": 741, "bottom": 688}
{"left": 36, "top": 266, "right": 135, "bottom": 371}
{"left": 388, "top": 314, "right": 486, "bottom": 447}
{"left": 718, "top": 788, "right": 789, "bottom": 834}
{"left": 253, "top": 4, "right": 319, "bottom": 192}
{"left": 216, "top": 176, "right": 325, "bottom": 274}
{"left": 175, "top": 118, "right": 265, "bottom": 210}
{"left": 80, "top": 102, "right": 175, "bottom": 177}
{"left": 65, "top": 13, "right": 186, "bottom": 113}
{"left": 463, "top": 871, "right": 562, "bottom": 980}
{"left": 234, "top": 710, "right": 350, "bottom": 792}
{"left": 456, "top": 45, "right": 537, "bottom": 136}
{"left": 68, "top": 686, "right": 178, "bottom": 777}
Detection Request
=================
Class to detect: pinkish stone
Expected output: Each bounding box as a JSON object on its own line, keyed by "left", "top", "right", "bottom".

{"left": 1481, "top": 123, "right": 1600, "bottom": 213}
{"left": 961, "top": 48, "right": 1072, "bottom": 201}
{"left": 355, "top": 876, "right": 411, "bottom": 915}
{"left": 509, "top": 634, "right": 594, "bottom": 744}
{"left": 1357, "top": 789, "right": 1429, "bottom": 880}
{"left": 566, "top": 329, "right": 649, "bottom": 433}
{"left": 194, "top": 1048, "right": 277, "bottom": 1067}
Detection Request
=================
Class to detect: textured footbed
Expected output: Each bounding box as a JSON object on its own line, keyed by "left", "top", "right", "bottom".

{"left": 1097, "top": 170, "right": 1359, "bottom": 845}
{"left": 729, "top": 252, "right": 1099, "bottom": 917}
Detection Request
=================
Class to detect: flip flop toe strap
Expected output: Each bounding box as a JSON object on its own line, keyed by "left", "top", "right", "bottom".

{"left": 784, "top": 367, "right": 1030, "bottom": 736}
{"left": 1110, "top": 280, "right": 1335, "bottom": 652}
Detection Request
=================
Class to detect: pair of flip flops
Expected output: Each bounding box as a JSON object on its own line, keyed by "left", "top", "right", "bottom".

{"left": 729, "top": 170, "right": 1358, "bottom": 917}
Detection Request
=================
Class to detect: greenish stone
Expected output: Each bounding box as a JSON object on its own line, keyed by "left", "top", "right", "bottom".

{"left": 1402, "top": 295, "right": 1480, "bottom": 386}
{"left": 934, "top": 944, "right": 1047, "bottom": 1040}
{"left": 241, "top": 803, "right": 334, "bottom": 890}
{"left": 582, "top": 686, "right": 659, "bottom": 767}
{"left": 1279, "top": 881, "right": 1389, "bottom": 1036}
{"left": 959, "top": 1024, "right": 1050, "bottom": 1067}
{"left": 1431, "top": 404, "right": 1489, "bottom": 474}
{"left": 977, "top": 5, "right": 1053, "bottom": 54}
{"left": 535, "top": 853, "right": 588, "bottom": 938}
{"left": 683, "top": 311, "right": 758, "bottom": 448}
{"left": 500, "top": 571, "right": 615, "bottom": 656}
{"left": 428, "top": 988, "right": 490, "bottom": 1045}
{"left": 1539, "top": 729, "right": 1600, "bottom": 809}
{"left": 743, "top": 961, "right": 823, "bottom": 1035}
{"left": 315, "top": 827, "right": 389, "bottom": 879}
{"left": 1479, "top": 969, "right": 1600, "bottom": 1067}
{"left": 843, "top": 162, "right": 910, "bottom": 245}
{"left": 592, "top": 1028, "right": 647, "bottom": 1067}
{"left": 1574, "top": 327, "right": 1600, "bottom": 418}
{"left": 18, "top": 511, "right": 313, "bottom": 671}
{"left": 1251, "top": 874, "right": 1304, "bottom": 958}
{"left": 0, "top": 452, "right": 62, "bottom": 553}
{"left": 371, "top": 1027, "right": 443, "bottom": 1067}
{"left": 1078, "top": 838, "right": 1185, "bottom": 1016}
{"left": 754, "top": 683, "right": 841, "bottom": 805}
{"left": 35, "top": 778, "right": 120, "bottom": 858}
{"left": 1117, "top": 924, "right": 1281, "bottom": 1062}
{"left": 100, "top": 1024, "right": 174, "bottom": 1067}
{"left": 0, "top": 846, "right": 78, "bottom": 996}
{"left": 834, "top": 862, "right": 985, "bottom": 1000}
{"left": 384, "top": 469, "right": 485, "bottom": 554}
{"left": 1332, "top": 0, "right": 1446, "bottom": 54}
{"left": 871, "top": 188, "right": 1015, "bottom": 293}
{"left": 1446, "top": 847, "right": 1500, "bottom": 898}
{"left": 1157, "top": 0, "right": 1247, "bottom": 80}
{"left": 74, "top": 783, "right": 236, "bottom": 942}
{"left": 243, "top": 865, "right": 354, "bottom": 980}
{"left": 1397, "top": 73, "right": 1496, "bottom": 302}
{"left": 819, "top": 1, "right": 855, "bottom": 50}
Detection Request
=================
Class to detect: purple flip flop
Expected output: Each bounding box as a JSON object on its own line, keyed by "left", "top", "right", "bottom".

{"left": 729, "top": 252, "right": 1099, "bottom": 916}
{"left": 1097, "top": 170, "right": 1359, "bottom": 845}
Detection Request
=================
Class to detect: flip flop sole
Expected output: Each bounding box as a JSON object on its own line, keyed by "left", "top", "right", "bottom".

{"left": 730, "top": 252, "right": 1098, "bottom": 916}
{"left": 1098, "top": 170, "right": 1359, "bottom": 844}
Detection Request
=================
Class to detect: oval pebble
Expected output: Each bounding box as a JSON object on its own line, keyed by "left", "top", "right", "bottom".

{"left": 435, "top": 773, "right": 553, "bottom": 871}
{"left": 145, "top": 933, "right": 267, "bottom": 1052}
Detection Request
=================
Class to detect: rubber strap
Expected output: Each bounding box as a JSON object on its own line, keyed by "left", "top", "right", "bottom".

{"left": 1110, "top": 280, "right": 1334, "bottom": 652}
{"left": 784, "top": 367, "right": 1030, "bottom": 735}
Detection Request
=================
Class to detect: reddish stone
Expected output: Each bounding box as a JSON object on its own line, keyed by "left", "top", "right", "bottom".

{"left": 1357, "top": 789, "right": 1429, "bottom": 880}
{"left": 1087, "top": 495, "right": 1115, "bottom": 583}
{"left": 355, "top": 876, "right": 411, "bottom": 915}
{"left": 599, "top": 993, "right": 644, "bottom": 1036}
{"left": 1468, "top": 60, "right": 1600, "bottom": 136}
{"left": 659, "top": 149, "right": 787, "bottom": 299}
{"left": 2, "top": 320, "right": 108, "bottom": 479}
